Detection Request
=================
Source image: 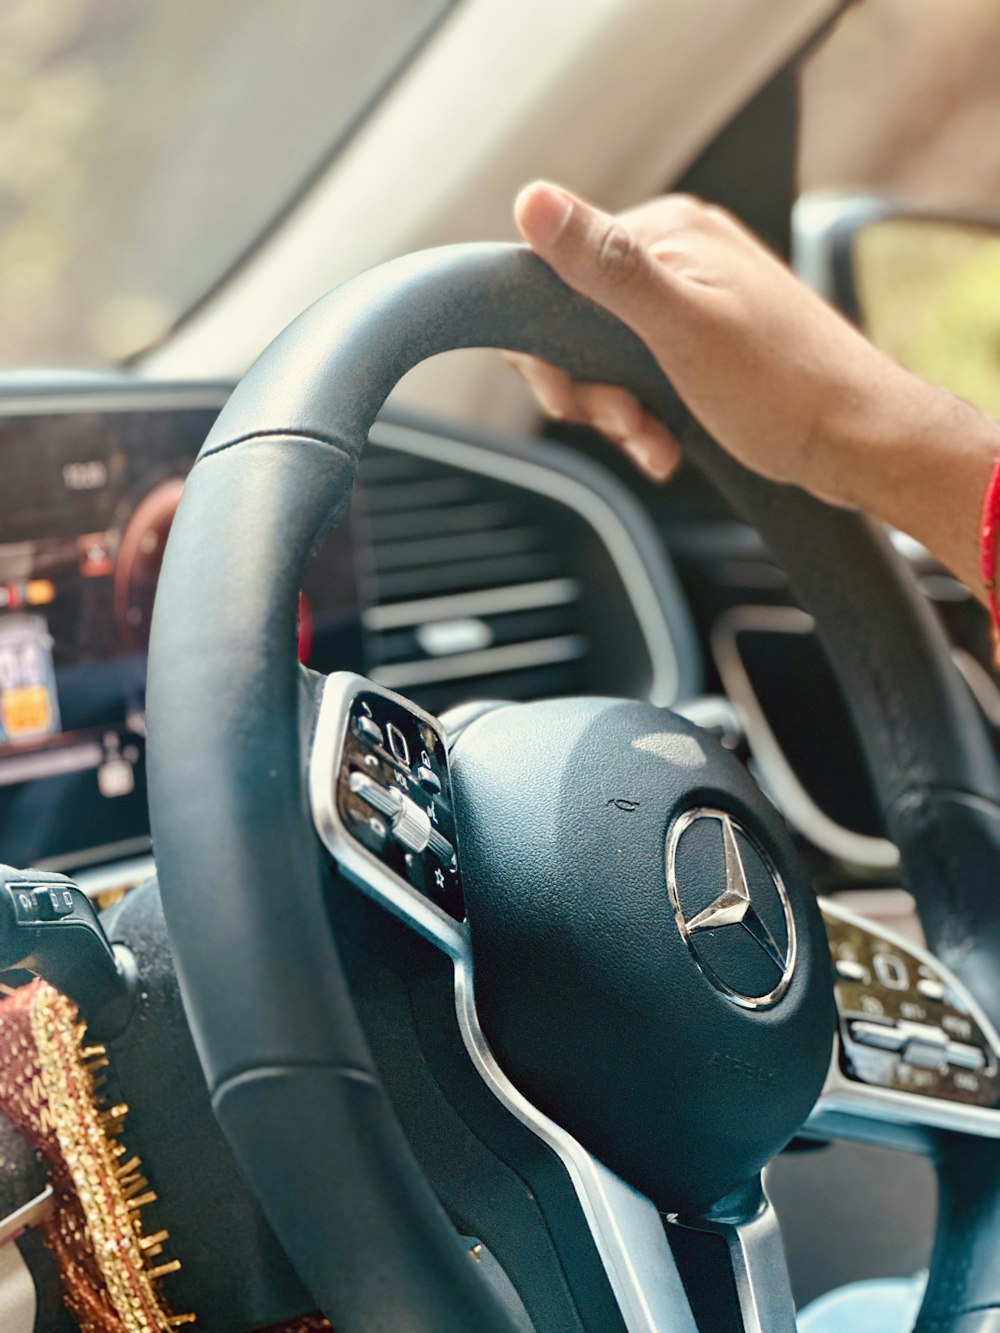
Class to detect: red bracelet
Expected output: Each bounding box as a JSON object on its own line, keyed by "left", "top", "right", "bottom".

{"left": 979, "top": 456, "right": 1000, "bottom": 662}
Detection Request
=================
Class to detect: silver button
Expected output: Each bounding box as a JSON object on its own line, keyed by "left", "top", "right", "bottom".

{"left": 899, "top": 1022, "right": 950, "bottom": 1069}
{"left": 848, "top": 1020, "right": 906, "bottom": 1052}
{"left": 427, "top": 826, "right": 455, "bottom": 865}
{"left": 390, "top": 793, "right": 433, "bottom": 854}
{"left": 916, "top": 977, "right": 946, "bottom": 1003}
{"left": 357, "top": 715, "right": 384, "bottom": 746}
{"left": 946, "top": 1040, "right": 987, "bottom": 1071}
{"left": 904, "top": 1040, "right": 948, "bottom": 1070}
{"left": 873, "top": 952, "right": 909, "bottom": 991}
{"left": 416, "top": 765, "right": 441, "bottom": 795}
{"left": 349, "top": 770, "right": 404, "bottom": 819}
{"left": 899, "top": 1019, "right": 949, "bottom": 1044}
{"left": 835, "top": 959, "right": 870, "bottom": 984}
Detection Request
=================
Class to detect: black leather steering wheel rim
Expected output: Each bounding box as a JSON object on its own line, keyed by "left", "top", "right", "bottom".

{"left": 147, "top": 243, "right": 1000, "bottom": 1331}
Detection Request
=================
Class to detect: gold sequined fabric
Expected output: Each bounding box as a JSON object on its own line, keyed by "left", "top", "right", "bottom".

{"left": 0, "top": 979, "right": 336, "bottom": 1331}
{"left": 0, "top": 979, "right": 194, "bottom": 1330}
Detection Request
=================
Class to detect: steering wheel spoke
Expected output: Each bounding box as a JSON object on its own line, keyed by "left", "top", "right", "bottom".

{"left": 669, "top": 1177, "right": 796, "bottom": 1333}
{"left": 808, "top": 897, "right": 1000, "bottom": 1151}
{"left": 308, "top": 670, "right": 469, "bottom": 955}
{"left": 148, "top": 242, "right": 1000, "bottom": 1331}
{"left": 308, "top": 672, "right": 705, "bottom": 1332}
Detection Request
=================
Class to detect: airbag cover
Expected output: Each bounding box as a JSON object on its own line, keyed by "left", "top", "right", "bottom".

{"left": 451, "top": 697, "right": 833, "bottom": 1214}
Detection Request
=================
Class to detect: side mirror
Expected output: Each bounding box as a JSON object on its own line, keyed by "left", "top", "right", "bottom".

{"left": 794, "top": 193, "right": 1000, "bottom": 418}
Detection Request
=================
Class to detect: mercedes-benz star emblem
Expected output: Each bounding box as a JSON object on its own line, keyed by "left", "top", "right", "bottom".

{"left": 666, "top": 808, "right": 796, "bottom": 1009}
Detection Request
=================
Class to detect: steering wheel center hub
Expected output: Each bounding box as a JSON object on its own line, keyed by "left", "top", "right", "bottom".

{"left": 450, "top": 696, "right": 834, "bottom": 1213}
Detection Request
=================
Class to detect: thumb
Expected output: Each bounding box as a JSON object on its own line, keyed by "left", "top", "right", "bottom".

{"left": 514, "top": 180, "right": 669, "bottom": 337}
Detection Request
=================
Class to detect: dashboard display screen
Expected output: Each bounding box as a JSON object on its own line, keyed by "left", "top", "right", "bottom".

{"left": 0, "top": 400, "right": 363, "bottom": 869}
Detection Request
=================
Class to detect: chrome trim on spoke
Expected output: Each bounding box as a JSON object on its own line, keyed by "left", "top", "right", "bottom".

{"left": 454, "top": 957, "right": 695, "bottom": 1333}
{"left": 711, "top": 604, "right": 899, "bottom": 870}
{"left": 309, "top": 672, "right": 696, "bottom": 1333}
{"left": 811, "top": 1053, "right": 1000, "bottom": 1150}
{"left": 670, "top": 1178, "right": 796, "bottom": 1333}
{"left": 673, "top": 694, "right": 743, "bottom": 751}
{"left": 309, "top": 672, "right": 468, "bottom": 958}
{"left": 809, "top": 897, "right": 1000, "bottom": 1149}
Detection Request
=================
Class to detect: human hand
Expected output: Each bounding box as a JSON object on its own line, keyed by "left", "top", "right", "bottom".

{"left": 508, "top": 182, "right": 916, "bottom": 507}
{"left": 509, "top": 180, "right": 1000, "bottom": 601}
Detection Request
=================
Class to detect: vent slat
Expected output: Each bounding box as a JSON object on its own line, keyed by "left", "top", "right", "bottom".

{"left": 362, "top": 577, "right": 581, "bottom": 632}
{"left": 373, "top": 552, "right": 563, "bottom": 601}
{"left": 369, "top": 604, "right": 583, "bottom": 667}
{"left": 410, "top": 662, "right": 590, "bottom": 716}
{"left": 357, "top": 453, "right": 428, "bottom": 482}
{"left": 357, "top": 437, "right": 654, "bottom": 711}
{"left": 365, "top": 501, "right": 513, "bottom": 540}
{"left": 364, "top": 477, "right": 478, "bottom": 512}
{"left": 370, "top": 634, "right": 588, "bottom": 690}
{"left": 372, "top": 526, "right": 547, "bottom": 572}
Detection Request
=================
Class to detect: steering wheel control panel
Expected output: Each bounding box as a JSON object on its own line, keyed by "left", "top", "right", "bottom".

{"left": 821, "top": 900, "right": 1000, "bottom": 1107}
{"left": 0, "top": 865, "right": 134, "bottom": 1029}
{"left": 310, "top": 674, "right": 464, "bottom": 924}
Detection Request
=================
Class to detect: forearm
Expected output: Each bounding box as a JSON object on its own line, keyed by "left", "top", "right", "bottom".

{"left": 805, "top": 370, "right": 1000, "bottom": 602}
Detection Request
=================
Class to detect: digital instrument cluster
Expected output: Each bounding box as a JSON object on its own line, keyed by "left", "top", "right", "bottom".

{"left": 0, "top": 395, "right": 362, "bottom": 868}
{"left": 0, "top": 382, "right": 700, "bottom": 879}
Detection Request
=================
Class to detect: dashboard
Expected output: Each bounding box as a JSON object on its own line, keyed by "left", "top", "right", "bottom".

{"left": 0, "top": 390, "right": 361, "bottom": 869}
{"left": 3, "top": 376, "right": 998, "bottom": 897}
{"left": 5, "top": 373, "right": 995, "bottom": 1323}
{"left": 0, "top": 380, "right": 693, "bottom": 876}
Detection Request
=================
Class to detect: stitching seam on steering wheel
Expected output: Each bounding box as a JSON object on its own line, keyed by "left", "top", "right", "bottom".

{"left": 197, "top": 429, "right": 356, "bottom": 465}
{"left": 211, "top": 1062, "right": 380, "bottom": 1105}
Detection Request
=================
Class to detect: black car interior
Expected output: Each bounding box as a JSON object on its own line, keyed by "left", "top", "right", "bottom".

{"left": 6, "top": 34, "right": 1000, "bottom": 1333}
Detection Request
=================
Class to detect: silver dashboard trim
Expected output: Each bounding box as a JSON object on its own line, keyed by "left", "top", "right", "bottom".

{"left": 953, "top": 647, "right": 1000, "bottom": 728}
{"left": 808, "top": 897, "right": 1000, "bottom": 1148}
{"left": 0, "top": 742, "right": 104, "bottom": 788}
{"left": 309, "top": 671, "right": 697, "bottom": 1333}
{"left": 361, "top": 576, "right": 582, "bottom": 632}
{"left": 0, "top": 385, "right": 231, "bottom": 416}
{"left": 711, "top": 604, "right": 900, "bottom": 871}
{"left": 371, "top": 632, "right": 588, "bottom": 690}
{"left": 369, "top": 419, "right": 684, "bottom": 706}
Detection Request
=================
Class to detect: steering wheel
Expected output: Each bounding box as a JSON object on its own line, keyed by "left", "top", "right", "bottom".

{"left": 146, "top": 244, "right": 1000, "bottom": 1333}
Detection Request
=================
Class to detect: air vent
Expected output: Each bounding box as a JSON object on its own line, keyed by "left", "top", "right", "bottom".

{"left": 356, "top": 419, "right": 683, "bottom": 715}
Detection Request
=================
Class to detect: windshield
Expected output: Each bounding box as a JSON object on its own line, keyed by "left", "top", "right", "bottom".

{"left": 0, "top": 0, "right": 453, "bottom": 368}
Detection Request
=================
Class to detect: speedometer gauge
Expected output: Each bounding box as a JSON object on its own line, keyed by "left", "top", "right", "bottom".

{"left": 113, "top": 476, "right": 186, "bottom": 654}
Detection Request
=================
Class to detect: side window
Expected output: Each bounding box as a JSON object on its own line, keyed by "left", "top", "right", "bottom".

{"left": 800, "top": 0, "right": 1000, "bottom": 213}
{"left": 0, "top": 0, "right": 454, "bottom": 367}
